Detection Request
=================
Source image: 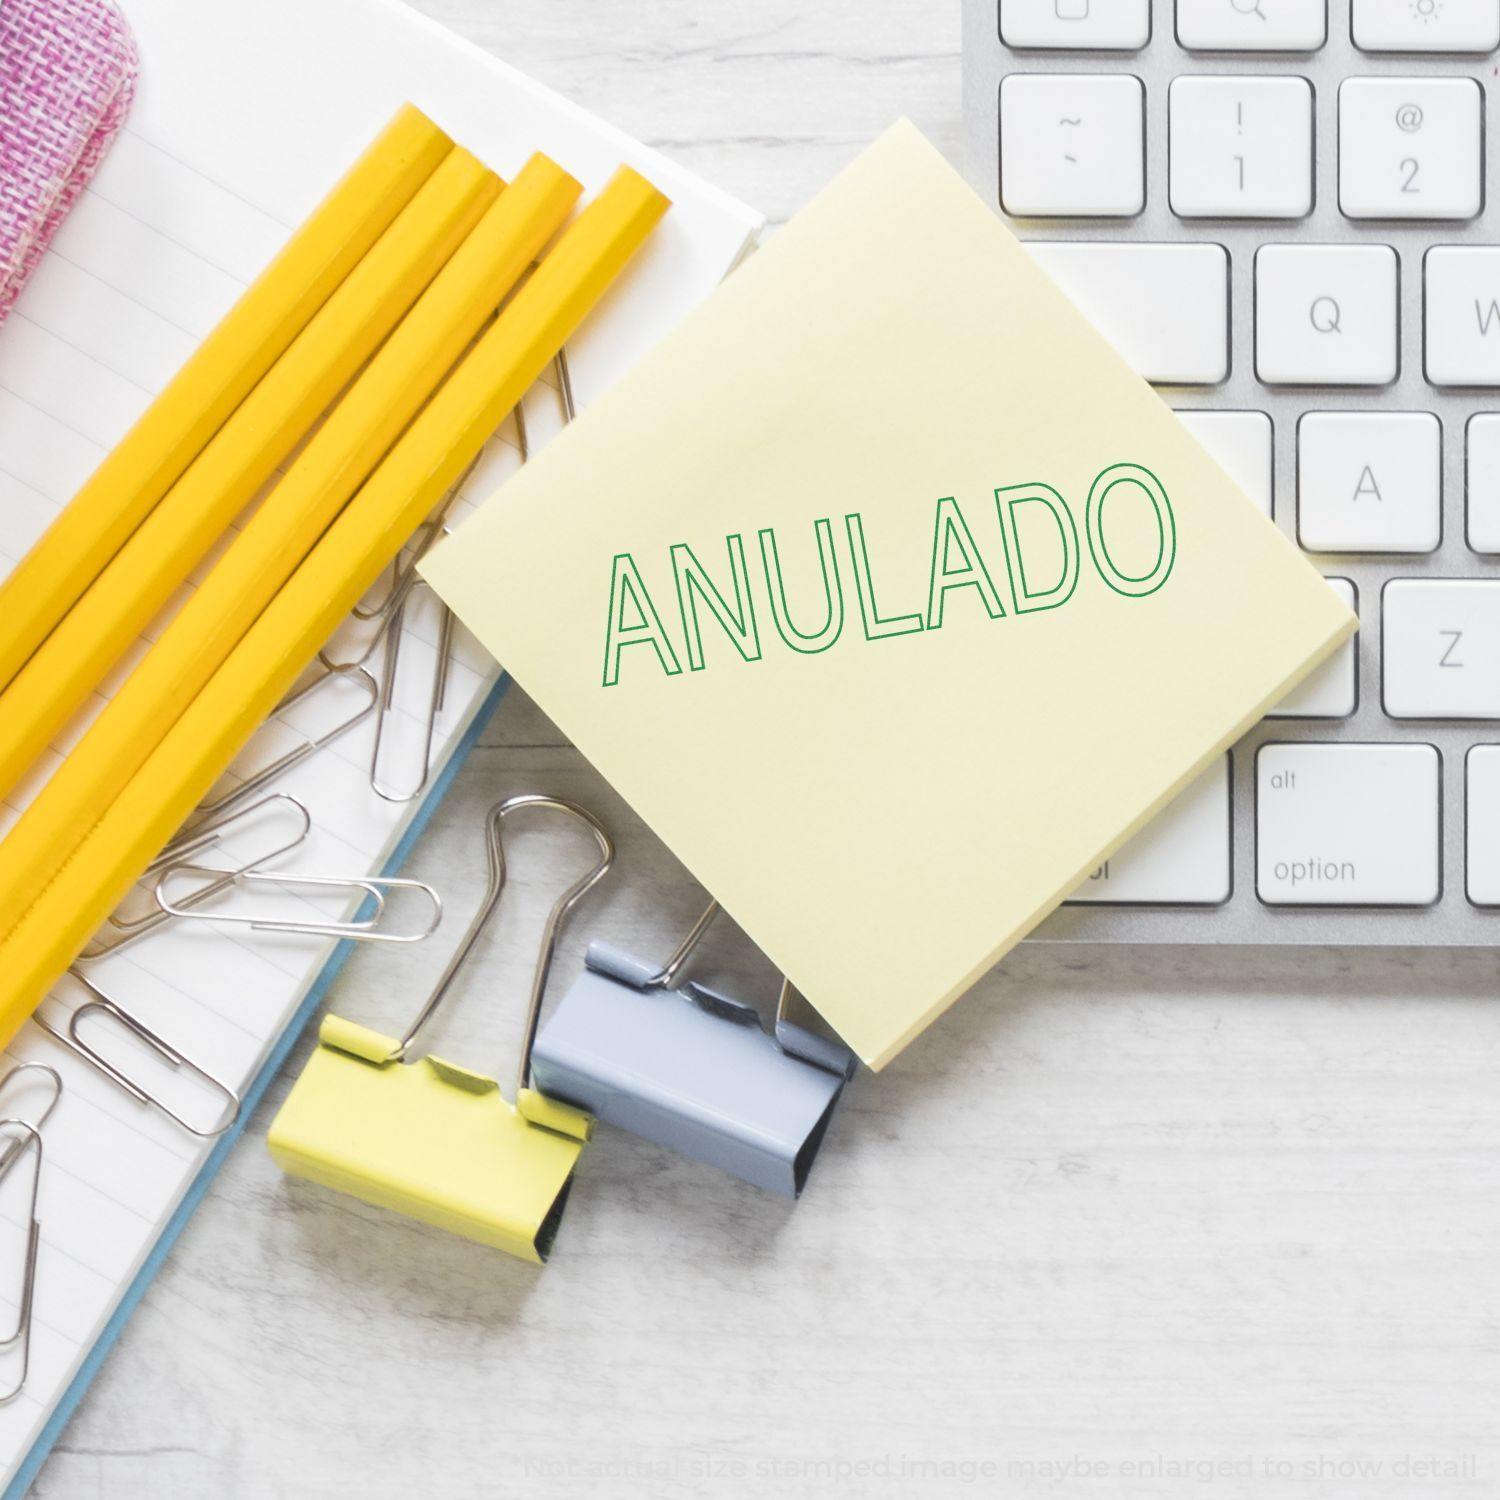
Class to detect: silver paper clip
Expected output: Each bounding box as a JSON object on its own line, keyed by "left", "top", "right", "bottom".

{"left": 531, "top": 899, "right": 856, "bottom": 1198}
{"left": 363, "top": 349, "right": 574, "bottom": 804}
{"left": 0, "top": 1063, "right": 61, "bottom": 1175}
{"left": 79, "top": 794, "right": 312, "bottom": 961}
{"left": 0, "top": 1120, "right": 42, "bottom": 1405}
{"left": 321, "top": 451, "right": 479, "bottom": 676}
{"left": 38, "top": 973, "right": 240, "bottom": 1138}
{"left": 153, "top": 862, "right": 442, "bottom": 945}
{"left": 193, "top": 662, "right": 377, "bottom": 824}
{"left": 368, "top": 578, "right": 455, "bottom": 805}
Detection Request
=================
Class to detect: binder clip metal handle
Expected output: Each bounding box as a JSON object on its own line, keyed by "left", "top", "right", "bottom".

{"left": 614, "top": 899, "right": 856, "bottom": 1076}
{"left": 388, "top": 793, "right": 614, "bottom": 1098}
{"left": 533, "top": 898, "right": 857, "bottom": 1198}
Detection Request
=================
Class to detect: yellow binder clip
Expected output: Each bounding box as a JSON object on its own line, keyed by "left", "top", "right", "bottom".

{"left": 267, "top": 794, "right": 614, "bottom": 1263}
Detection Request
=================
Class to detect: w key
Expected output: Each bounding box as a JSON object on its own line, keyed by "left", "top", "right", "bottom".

{"left": 1427, "top": 248, "right": 1500, "bottom": 386}
{"left": 1383, "top": 580, "right": 1500, "bottom": 718}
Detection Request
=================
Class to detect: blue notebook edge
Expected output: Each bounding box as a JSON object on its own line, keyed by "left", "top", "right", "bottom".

{"left": 6, "top": 675, "right": 510, "bottom": 1499}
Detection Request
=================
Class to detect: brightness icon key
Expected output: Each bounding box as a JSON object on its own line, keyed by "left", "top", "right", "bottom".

{"left": 1353, "top": 0, "right": 1500, "bottom": 53}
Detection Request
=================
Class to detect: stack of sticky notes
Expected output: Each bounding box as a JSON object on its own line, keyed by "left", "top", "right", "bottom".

{"left": 423, "top": 120, "right": 1354, "bottom": 1069}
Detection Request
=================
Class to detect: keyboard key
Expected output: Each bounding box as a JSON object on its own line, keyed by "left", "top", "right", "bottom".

{"left": 1177, "top": 0, "right": 1327, "bottom": 52}
{"left": 1269, "top": 578, "right": 1357, "bottom": 717}
{"left": 1070, "top": 757, "right": 1230, "bottom": 905}
{"left": 1175, "top": 409, "right": 1272, "bottom": 515}
{"left": 1353, "top": 0, "right": 1500, "bottom": 53}
{"left": 1029, "top": 242, "right": 1229, "bottom": 383}
{"left": 1257, "top": 743, "right": 1440, "bottom": 906}
{"left": 1255, "top": 244, "right": 1398, "bottom": 386}
{"left": 1426, "top": 247, "right": 1500, "bottom": 386}
{"left": 1384, "top": 579, "right": 1500, "bottom": 718}
{"left": 1465, "top": 747, "right": 1500, "bottom": 904}
{"left": 1467, "top": 415, "right": 1500, "bottom": 552}
{"left": 1001, "top": 0, "right": 1151, "bottom": 50}
{"left": 1001, "top": 75, "right": 1145, "bottom": 217}
{"left": 1297, "top": 411, "right": 1440, "bottom": 552}
{"left": 1169, "top": 75, "right": 1314, "bottom": 219}
{"left": 1338, "top": 78, "right": 1483, "bottom": 221}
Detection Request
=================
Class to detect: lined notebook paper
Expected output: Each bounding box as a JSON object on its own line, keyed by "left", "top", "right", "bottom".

{"left": 0, "top": 0, "right": 760, "bottom": 1486}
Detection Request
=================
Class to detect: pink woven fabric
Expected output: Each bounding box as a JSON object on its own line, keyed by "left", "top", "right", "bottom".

{"left": 0, "top": 0, "right": 138, "bottom": 321}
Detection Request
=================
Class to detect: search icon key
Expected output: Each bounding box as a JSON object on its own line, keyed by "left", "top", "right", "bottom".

{"left": 1177, "top": 0, "right": 1326, "bottom": 48}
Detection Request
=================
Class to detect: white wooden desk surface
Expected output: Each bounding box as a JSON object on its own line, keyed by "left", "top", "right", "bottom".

{"left": 33, "top": 4, "right": 1500, "bottom": 1496}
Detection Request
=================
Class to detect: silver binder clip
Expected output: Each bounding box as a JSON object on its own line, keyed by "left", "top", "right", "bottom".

{"left": 0, "top": 1120, "right": 42, "bottom": 1405}
{"left": 153, "top": 861, "right": 442, "bottom": 944}
{"left": 38, "top": 973, "right": 240, "bottom": 1138}
{"left": 531, "top": 900, "right": 857, "bottom": 1198}
{"left": 79, "top": 794, "right": 313, "bottom": 961}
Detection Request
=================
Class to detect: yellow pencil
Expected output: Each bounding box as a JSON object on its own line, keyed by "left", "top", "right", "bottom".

{"left": 0, "top": 153, "right": 583, "bottom": 943}
{"left": 0, "top": 146, "right": 500, "bottom": 803}
{"left": 0, "top": 104, "right": 451, "bottom": 697}
{"left": 0, "top": 166, "right": 670, "bottom": 1042}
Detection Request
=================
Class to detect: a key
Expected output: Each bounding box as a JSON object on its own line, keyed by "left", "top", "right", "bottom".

{"left": 1174, "top": 409, "right": 1272, "bottom": 515}
{"left": 1465, "top": 747, "right": 1500, "bottom": 904}
{"left": 1256, "top": 742, "right": 1440, "bottom": 906}
{"left": 1001, "top": 75, "right": 1145, "bottom": 217}
{"left": 1269, "top": 578, "right": 1357, "bottom": 717}
{"left": 1353, "top": 0, "right": 1500, "bottom": 53}
{"left": 1339, "top": 78, "right": 1482, "bottom": 221}
{"left": 1426, "top": 247, "right": 1500, "bottom": 387}
{"left": 1255, "top": 244, "right": 1398, "bottom": 386}
{"left": 1028, "top": 242, "right": 1229, "bottom": 384}
{"left": 1069, "top": 757, "right": 1230, "bottom": 905}
{"left": 1467, "top": 415, "right": 1500, "bottom": 553}
{"left": 1169, "top": 76, "right": 1314, "bottom": 220}
{"left": 1297, "top": 411, "right": 1440, "bottom": 552}
{"left": 1177, "top": 0, "right": 1327, "bottom": 52}
{"left": 1383, "top": 580, "right": 1500, "bottom": 718}
{"left": 1001, "top": 0, "right": 1151, "bottom": 49}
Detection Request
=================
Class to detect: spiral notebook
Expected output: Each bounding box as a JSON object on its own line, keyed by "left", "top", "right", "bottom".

{"left": 0, "top": 0, "right": 760, "bottom": 1490}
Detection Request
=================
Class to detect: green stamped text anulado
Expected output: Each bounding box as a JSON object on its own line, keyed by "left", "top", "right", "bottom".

{"left": 602, "top": 462, "right": 1175, "bottom": 688}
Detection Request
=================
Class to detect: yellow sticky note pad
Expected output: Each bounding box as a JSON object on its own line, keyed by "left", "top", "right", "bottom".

{"left": 422, "top": 121, "right": 1354, "bottom": 1069}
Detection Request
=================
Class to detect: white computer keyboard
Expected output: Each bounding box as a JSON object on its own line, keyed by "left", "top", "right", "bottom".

{"left": 963, "top": 0, "right": 1500, "bottom": 943}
